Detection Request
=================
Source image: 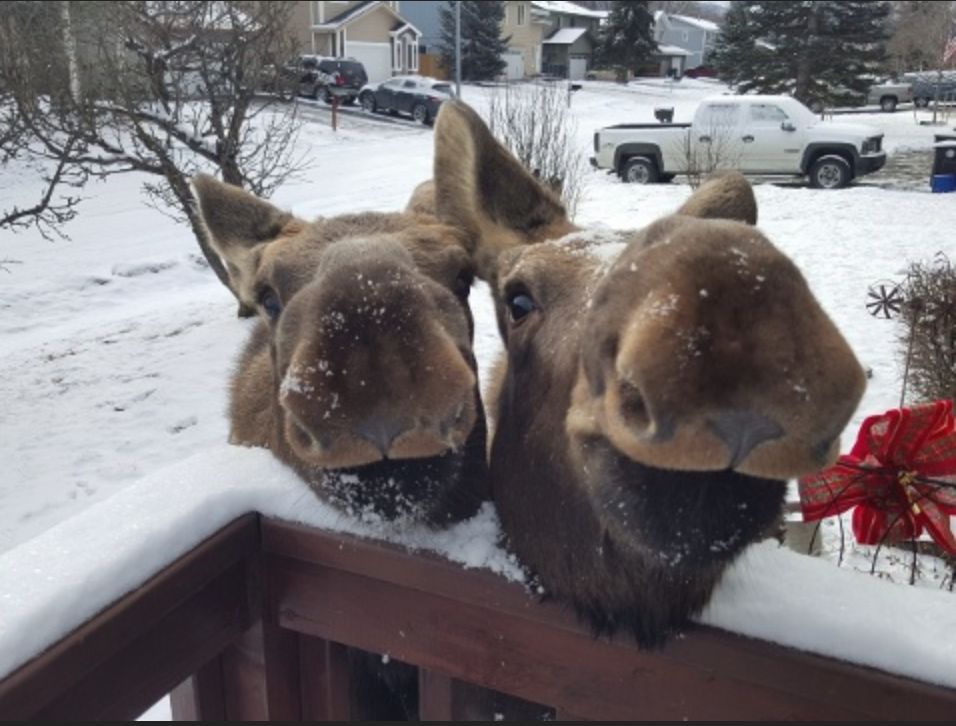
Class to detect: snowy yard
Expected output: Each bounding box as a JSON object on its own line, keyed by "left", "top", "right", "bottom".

{"left": 2, "top": 79, "right": 955, "bottom": 717}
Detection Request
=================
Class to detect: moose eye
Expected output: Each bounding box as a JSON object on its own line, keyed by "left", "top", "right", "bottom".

{"left": 453, "top": 270, "right": 473, "bottom": 299}
{"left": 258, "top": 288, "right": 282, "bottom": 320}
{"left": 507, "top": 292, "right": 537, "bottom": 323}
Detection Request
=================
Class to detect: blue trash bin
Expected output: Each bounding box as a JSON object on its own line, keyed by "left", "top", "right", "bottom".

{"left": 931, "top": 174, "right": 956, "bottom": 193}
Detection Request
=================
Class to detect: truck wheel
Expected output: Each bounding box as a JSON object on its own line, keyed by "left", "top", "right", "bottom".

{"left": 809, "top": 155, "right": 851, "bottom": 190}
{"left": 621, "top": 156, "right": 658, "bottom": 184}
{"left": 914, "top": 96, "right": 930, "bottom": 108}
{"left": 879, "top": 96, "right": 897, "bottom": 113}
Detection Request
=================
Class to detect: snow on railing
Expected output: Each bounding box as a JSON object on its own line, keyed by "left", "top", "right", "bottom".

{"left": 0, "top": 446, "right": 955, "bottom": 719}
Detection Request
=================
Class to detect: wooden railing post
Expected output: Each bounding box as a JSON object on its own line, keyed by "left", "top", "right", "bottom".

{"left": 419, "top": 669, "right": 453, "bottom": 721}
{"left": 298, "top": 637, "right": 351, "bottom": 720}
{"left": 169, "top": 658, "right": 226, "bottom": 721}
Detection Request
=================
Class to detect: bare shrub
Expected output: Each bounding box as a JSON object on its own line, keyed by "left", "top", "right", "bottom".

{"left": 488, "top": 81, "right": 586, "bottom": 215}
{"left": 672, "top": 120, "right": 742, "bottom": 189}
{"left": 899, "top": 253, "right": 956, "bottom": 405}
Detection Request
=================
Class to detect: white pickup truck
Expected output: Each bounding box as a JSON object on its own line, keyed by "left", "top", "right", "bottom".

{"left": 590, "top": 95, "right": 887, "bottom": 189}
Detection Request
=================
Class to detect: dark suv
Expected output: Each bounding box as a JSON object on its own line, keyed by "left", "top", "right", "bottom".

{"left": 904, "top": 72, "right": 956, "bottom": 108}
{"left": 291, "top": 55, "right": 368, "bottom": 105}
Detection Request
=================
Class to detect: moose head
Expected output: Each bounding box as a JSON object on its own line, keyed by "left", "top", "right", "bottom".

{"left": 193, "top": 175, "right": 489, "bottom": 525}
{"left": 432, "top": 102, "right": 865, "bottom": 644}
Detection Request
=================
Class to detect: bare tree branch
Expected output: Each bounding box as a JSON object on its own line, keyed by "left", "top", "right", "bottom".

{"left": 0, "top": 1, "right": 304, "bottom": 313}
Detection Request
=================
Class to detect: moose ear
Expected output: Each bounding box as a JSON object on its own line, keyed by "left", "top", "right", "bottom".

{"left": 432, "top": 101, "right": 573, "bottom": 279}
{"left": 191, "top": 174, "right": 293, "bottom": 261}
{"left": 676, "top": 171, "right": 758, "bottom": 225}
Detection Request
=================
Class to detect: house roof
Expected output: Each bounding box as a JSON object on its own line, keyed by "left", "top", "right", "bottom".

{"left": 314, "top": 0, "right": 420, "bottom": 35}
{"left": 543, "top": 27, "right": 588, "bottom": 45}
{"left": 389, "top": 21, "right": 422, "bottom": 38}
{"left": 655, "top": 44, "right": 693, "bottom": 57}
{"left": 318, "top": 0, "right": 375, "bottom": 28}
{"left": 668, "top": 13, "right": 719, "bottom": 32}
{"left": 531, "top": 1, "right": 608, "bottom": 20}
{"left": 656, "top": 11, "right": 720, "bottom": 33}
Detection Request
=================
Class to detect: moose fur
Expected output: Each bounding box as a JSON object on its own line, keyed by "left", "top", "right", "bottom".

{"left": 433, "top": 102, "right": 866, "bottom": 646}
{"left": 192, "top": 175, "right": 489, "bottom": 526}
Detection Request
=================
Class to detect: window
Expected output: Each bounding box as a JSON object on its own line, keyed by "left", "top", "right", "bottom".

{"left": 407, "top": 39, "right": 419, "bottom": 72}
{"left": 402, "top": 79, "right": 417, "bottom": 88}
{"left": 750, "top": 104, "right": 789, "bottom": 124}
{"left": 698, "top": 103, "right": 739, "bottom": 129}
{"left": 517, "top": 3, "right": 526, "bottom": 25}
{"left": 393, "top": 38, "right": 403, "bottom": 70}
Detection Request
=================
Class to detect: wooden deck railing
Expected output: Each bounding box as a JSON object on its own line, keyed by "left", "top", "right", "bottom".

{"left": 1, "top": 513, "right": 955, "bottom": 721}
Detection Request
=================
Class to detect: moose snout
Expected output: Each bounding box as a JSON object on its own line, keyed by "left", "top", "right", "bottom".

{"left": 280, "top": 327, "right": 478, "bottom": 468}
{"left": 567, "top": 223, "right": 866, "bottom": 481}
{"left": 355, "top": 417, "right": 408, "bottom": 456}
{"left": 708, "top": 411, "right": 784, "bottom": 469}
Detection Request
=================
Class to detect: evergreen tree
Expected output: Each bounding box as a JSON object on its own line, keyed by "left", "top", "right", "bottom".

{"left": 595, "top": 1, "right": 657, "bottom": 79}
{"left": 437, "top": 1, "right": 509, "bottom": 82}
{"left": 710, "top": 2, "right": 771, "bottom": 90}
{"left": 710, "top": 2, "right": 891, "bottom": 107}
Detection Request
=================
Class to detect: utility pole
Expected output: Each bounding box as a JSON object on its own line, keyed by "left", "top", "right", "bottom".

{"left": 455, "top": 1, "right": 462, "bottom": 98}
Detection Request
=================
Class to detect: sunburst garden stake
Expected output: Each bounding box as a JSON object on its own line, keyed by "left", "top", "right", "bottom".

{"left": 866, "top": 279, "right": 904, "bottom": 319}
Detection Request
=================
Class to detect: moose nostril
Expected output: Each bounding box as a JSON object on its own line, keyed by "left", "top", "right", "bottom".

{"left": 709, "top": 411, "right": 783, "bottom": 468}
{"left": 290, "top": 418, "right": 329, "bottom": 452}
{"left": 617, "top": 379, "right": 655, "bottom": 438}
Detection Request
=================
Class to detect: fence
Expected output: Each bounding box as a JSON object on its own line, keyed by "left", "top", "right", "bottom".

{"left": 1, "top": 513, "right": 955, "bottom": 721}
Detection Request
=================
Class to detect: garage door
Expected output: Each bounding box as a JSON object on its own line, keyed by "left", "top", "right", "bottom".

{"left": 502, "top": 50, "right": 524, "bottom": 80}
{"left": 569, "top": 57, "right": 588, "bottom": 81}
{"left": 346, "top": 41, "right": 392, "bottom": 83}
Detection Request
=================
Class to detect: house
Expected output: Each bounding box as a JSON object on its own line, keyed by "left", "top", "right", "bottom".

{"left": 653, "top": 11, "right": 720, "bottom": 71}
{"left": 288, "top": 1, "right": 422, "bottom": 82}
{"left": 645, "top": 44, "right": 692, "bottom": 78}
{"left": 500, "top": 1, "right": 608, "bottom": 80}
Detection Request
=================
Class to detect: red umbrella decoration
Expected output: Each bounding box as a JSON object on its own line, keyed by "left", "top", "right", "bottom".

{"left": 798, "top": 400, "right": 956, "bottom": 556}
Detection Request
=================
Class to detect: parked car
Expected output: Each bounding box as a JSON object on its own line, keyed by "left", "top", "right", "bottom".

{"left": 590, "top": 94, "right": 886, "bottom": 189}
{"left": 287, "top": 55, "right": 368, "bottom": 105}
{"left": 358, "top": 76, "right": 454, "bottom": 125}
{"left": 804, "top": 79, "right": 912, "bottom": 113}
{"left": 684, "top": 66, "right": 718, "bottom": 79}
{"left": 903, "top": 71, "right": 956, "bottom": 108}
{"left": 865, "top": 80, "right": 913, "bottom": 112}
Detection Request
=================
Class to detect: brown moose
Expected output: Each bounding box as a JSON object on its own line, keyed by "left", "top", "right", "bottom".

{"left": 192, "top": 175, "right": 489, "bottom": 527}
{"left": 432, "top": 101, "right": 866, "bottom": 646}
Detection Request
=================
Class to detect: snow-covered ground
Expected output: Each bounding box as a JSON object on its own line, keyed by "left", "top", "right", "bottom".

{"left": 2, "top": 80, "right": 955, "bottom": 716}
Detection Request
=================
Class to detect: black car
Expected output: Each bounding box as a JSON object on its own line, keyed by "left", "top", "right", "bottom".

{"left": 358, "top": 76, "right": 454, "bottom": 125}
{"left": 290, "top": 55, "right": 368, "bottom": 105}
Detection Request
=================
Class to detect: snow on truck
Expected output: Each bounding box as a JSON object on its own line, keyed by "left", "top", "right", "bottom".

{"left": 591, "top": 95, "right": 887, "bottom": 189}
